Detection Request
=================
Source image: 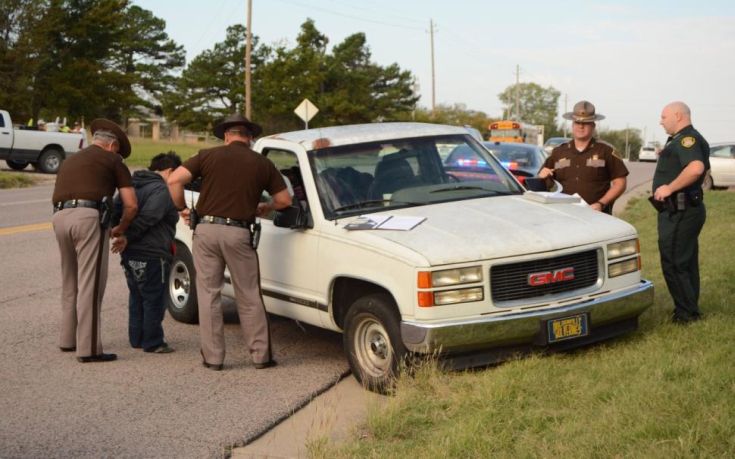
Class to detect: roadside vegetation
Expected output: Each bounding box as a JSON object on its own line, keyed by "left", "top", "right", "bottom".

{"left": 311, "top": 191, "right": 735, "bottom": 458}
{"left": 0, "top": 171, "right": 35, "bottom": 188}
{"left": 126, "top": 138, "right": 218, "bottom": 169}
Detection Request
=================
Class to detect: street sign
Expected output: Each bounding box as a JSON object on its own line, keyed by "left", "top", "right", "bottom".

{"left": 294, "top": 98, "right": 319, "bottom": 129}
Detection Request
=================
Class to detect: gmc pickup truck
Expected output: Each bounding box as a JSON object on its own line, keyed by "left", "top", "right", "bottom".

{"left": 167, "top": 122, "right": 653, "bottom": 393}
{"left": 0, "top": 110, "right": 87, "bottom": 173}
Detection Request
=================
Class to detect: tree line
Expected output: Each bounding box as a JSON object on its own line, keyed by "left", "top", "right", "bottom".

{"left": 0, "top": 0, "right": 640, "bottom": 155}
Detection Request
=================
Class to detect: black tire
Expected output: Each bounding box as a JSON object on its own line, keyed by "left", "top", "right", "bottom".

{"left": 343, "top": 293, "right": 407, "bottom": 394}
{"left": 702, "top": 171, "right": 714, "bottom": 191}
{"left": 6, "top": 160, "right": 29, "bottom": 171}
{"left": 38, "top": 148, "right": 64, "bottom": 174}
{"left": 166, "top": 241, "right": 199, "bottom": 324}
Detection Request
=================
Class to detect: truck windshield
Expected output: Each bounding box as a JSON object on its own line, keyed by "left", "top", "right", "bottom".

{"left": 310, "top": 134, "right": 524, "bottom": 219}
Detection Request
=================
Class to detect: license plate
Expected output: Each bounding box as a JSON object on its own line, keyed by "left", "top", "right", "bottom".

{"left": 547, "top": 313, "right": 589, "bottom": 343}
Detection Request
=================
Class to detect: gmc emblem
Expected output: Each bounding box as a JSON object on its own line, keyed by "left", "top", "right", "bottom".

{"left": 527, "top": 267, "right": 575, "bottom": 286}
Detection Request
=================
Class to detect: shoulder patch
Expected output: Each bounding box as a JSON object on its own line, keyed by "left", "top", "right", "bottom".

{"left": 681, "top": 136, "right": 696, "bottom": 148}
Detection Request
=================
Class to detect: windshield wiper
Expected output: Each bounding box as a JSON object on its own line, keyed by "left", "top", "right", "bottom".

{"left": 431, "top": 185, "right": 497, "bottom": 193}
{"left": 333, "top": 199, "right": 422, "bottom": 214}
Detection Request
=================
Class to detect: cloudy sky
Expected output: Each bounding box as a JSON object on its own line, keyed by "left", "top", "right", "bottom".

{"left": 134, "top": 0, "right": 735, "bottom": 144}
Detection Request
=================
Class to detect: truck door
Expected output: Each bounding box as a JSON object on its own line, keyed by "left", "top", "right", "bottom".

{"left": 0, "top": 113, "right": 13, "bottom": 155}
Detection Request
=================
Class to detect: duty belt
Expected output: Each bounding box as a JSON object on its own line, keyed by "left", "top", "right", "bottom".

{"left": 199, "top": 215, "right": 251, "bottom": 228}
{"left": 54, "top": 199, "right": 101, "bottom": 213}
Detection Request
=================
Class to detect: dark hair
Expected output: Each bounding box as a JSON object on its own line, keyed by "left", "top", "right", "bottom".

{"left": 149, "top": 151, "right": 182, "bottom": 172}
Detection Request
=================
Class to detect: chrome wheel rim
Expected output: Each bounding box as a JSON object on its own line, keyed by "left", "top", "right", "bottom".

{"left": 169, "top": 260, "right": 190, "bottom": 310}
{"left": 353, "top": 315, "right": 392, "bottom": 378}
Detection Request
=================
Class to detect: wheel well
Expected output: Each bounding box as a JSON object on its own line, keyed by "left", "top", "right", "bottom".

{"left": 331, "top": 277, "right": 395, "bottom": 329}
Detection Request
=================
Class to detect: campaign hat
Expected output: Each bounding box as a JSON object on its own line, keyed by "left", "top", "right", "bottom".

{"left": 90, "top": 118, "right": 131, "bottom": 158}
{"left": 562, "top": 100, "right": 605, "bottom": 123}
{"left": 213, "top": 113, "right": 263, "bottom": 140}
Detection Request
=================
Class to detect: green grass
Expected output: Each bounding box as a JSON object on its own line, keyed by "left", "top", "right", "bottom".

{"left": 0, "top": 171, "right": 36, "bottom": 188}
{"left": 312, "top": 192, "right": 735, "bottom": 458}
{"left": 126, "top": 138, "right": 220, "bottom": 168}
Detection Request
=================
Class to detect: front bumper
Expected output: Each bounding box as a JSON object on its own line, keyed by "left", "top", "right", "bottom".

{"left": 401, "top": 280, "right": 654, "bottom": 355}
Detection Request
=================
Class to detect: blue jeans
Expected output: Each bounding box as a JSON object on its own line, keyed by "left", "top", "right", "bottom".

{"left": 121, "top": 256, "right": 169, "bottom": 351}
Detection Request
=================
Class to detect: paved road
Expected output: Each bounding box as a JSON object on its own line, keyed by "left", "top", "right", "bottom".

{"left": 0, "top": 173, "right": 349, "bottom": 458}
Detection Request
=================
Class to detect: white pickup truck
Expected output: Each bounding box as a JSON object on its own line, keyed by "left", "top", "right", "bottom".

{"left": 0, "top": 110, "right": 87, "bottom": 173}
{"left": 167, "top": 122, "right": 653, "bottom": 392}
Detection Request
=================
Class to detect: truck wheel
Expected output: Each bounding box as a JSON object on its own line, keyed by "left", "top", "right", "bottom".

{"left": 38, "top": 148, "right": 63, "bottom": 174}
{"left": 6, "top": 160, "right": 29, "bottom": 171}
{"left": 166, "top": 241, "right": 199, "bottom": 324}
{"left": 343, "top": 293, "right": 407, "bottom": 394}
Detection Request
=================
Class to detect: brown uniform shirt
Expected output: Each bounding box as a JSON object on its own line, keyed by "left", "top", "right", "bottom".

{"left": 52, "top": 144, "right": 133, "bottom": 203}
{"left": 543, "top": 139, "right": 628, "bottom": 205}
{"left": 183, "top": 141, "right": 287, "bottom": 222}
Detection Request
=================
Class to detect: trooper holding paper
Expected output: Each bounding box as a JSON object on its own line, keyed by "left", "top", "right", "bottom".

{"left": 538, "top": 100, "right": 628, "bottom": 214}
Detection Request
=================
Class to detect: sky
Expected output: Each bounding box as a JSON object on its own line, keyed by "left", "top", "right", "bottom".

{"left": 134, "top": 0, "right": 735, "bottom": 144}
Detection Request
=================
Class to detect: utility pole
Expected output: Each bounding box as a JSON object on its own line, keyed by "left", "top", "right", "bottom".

{"left": 514, "top": 64, "right": 520, "bottom": 120}
{"left": 561, "top": 94, "right": 568, "bottom": 137}
{"left": 245, "top": 0, "right": 253, "bottom": 118}
{"left": 430, "top": 19, "right": 436, "bottom": 116}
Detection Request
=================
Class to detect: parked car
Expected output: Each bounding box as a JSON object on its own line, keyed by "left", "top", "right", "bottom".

{"left": 168, "top": 122, "right": 653, "bottom": 393}
{"left": 638, "top": 145, "right": 658, "bottom": 162}
{"left": 543, "top": 137, "right": 571, "bottom": 154}
{"left": 444, "top": 142, "right": 546, "bottom": 185}
{"left": 0, "top": 110, "right": 86, "bottom": 173}
{"left": 704, "top": 142, "right": 735, "bottom": 189}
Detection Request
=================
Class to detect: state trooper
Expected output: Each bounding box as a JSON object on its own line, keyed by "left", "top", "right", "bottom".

{"left": 167, "top": 114, "right": 291, "bottom": 370}
{"left": 653, "top": 101, "right": 710, "bottom": 324}
{"left": 52, "top": 119, "right": 138, "bottom": 362}
{"left": 539, "top": 100, "right": 628, "bottom": 214}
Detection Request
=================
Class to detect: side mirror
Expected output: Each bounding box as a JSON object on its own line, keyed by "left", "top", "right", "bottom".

{"left": 273, "top": 205, "right": 308, "bottom": 229}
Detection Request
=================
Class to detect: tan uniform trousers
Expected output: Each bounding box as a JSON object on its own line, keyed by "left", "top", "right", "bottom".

{"left": 193, "top": 223, "right": 271, "bottom": 366}
{"left": 52, "top": 208, "right": 109, "bottom": 357}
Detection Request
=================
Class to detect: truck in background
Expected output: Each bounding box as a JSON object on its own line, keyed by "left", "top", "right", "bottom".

{"left": 0, "top": 110, "right": 87, "bottom": 173}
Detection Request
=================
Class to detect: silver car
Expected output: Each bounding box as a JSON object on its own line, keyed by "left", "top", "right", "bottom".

{"left": 704, "top": 142, "right": 735, "bottom": 189}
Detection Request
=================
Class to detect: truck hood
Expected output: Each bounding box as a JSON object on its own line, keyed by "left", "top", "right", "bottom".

{"left": 343, "top": 195, "right": 636, "bottom": 266}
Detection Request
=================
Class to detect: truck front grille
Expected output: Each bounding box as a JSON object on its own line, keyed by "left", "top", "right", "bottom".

{"left": 490, "top": 250, "right": 599, "bottom": 303}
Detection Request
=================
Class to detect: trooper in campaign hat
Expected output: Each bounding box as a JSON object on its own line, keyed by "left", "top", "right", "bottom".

{"left": 90, "top": 118, "right": 131, "bottom": 158}
{"left": 51, "top": 117, "right": 138, "bottom": 363}
{"left": 212, "top": 113, "right": 263, "bottom": 140}
{"left": 167, "top": 113, "right": 291, "bottom": 371}
{"left": 538, "top": 100, "right": 628, "bottom": 214}
{"left": 562, "top": 100, "right": 606, "bottom": 123}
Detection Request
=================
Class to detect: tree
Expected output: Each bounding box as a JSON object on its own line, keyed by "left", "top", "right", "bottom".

{"left": 598, "top": 127, "right": 643, "bottom": 160}
{"left": 414, "top": 103, "right": 492, "bottom": 136}
{"left": 0, "top": 0, "right": 184, "bottom": 125}
{"left": 498, "top": 82, "right": 561, "bottom": 140}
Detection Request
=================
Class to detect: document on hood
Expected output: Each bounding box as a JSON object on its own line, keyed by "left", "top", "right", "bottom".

{"left": 522, "top": 191, "right": 582, "bottom": 204}
{"left": 344, "top": 215, "right": 426, "bottom": 231}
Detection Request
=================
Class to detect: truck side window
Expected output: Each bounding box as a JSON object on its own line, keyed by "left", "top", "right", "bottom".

{"left": 261, "top": 148, "right": 306, "bottom": 221}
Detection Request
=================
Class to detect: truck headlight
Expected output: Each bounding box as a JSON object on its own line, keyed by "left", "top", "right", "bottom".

{"left": 607, "top": 239, "right": 639, "bottom": 260}
{"left": 608, "top": 257, "right": 640, "bottom": 278}
{"left": 433, "top": 287, "right": 484, "bottom": 305}
{"left": 418, "top": 266, "right": 482, "bottom": 288}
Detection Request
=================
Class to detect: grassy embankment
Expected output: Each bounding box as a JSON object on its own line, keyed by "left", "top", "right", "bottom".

{"left": 0, "top": 172, "right": 35, "bottom": 188}
{"left": 312, "top": 192, "right": 735, "bottom": 458}
{"left": 125, "top": 137, "right": 219, "bottom": 169}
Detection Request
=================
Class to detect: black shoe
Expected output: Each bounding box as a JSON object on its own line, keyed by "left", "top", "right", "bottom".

{"left": 77, "top": 353, "right": 117, "bottom": 363}
{"left": 202, "top": 361, "right": 223, "bottom": 371}
{"left": 200, "top": 349, "right": 223, "bottom": 371}
{"left": 254, "top": 359, "right": 277, "bottom": 369}
{"left": 60, "top": 346, "right": 76, "bottom": 352}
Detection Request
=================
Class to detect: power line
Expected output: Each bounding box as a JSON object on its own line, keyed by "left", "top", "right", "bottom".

{"left": 271, "top": 0, "right": 424, "bottom": 31}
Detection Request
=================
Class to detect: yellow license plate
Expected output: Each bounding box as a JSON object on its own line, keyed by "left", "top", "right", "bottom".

{"left": 547, "top": 314, "right": 589, "bottom": 343}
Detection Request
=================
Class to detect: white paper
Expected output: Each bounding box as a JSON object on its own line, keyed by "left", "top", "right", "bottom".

{"left": 344, "top": 215, "right": 426, "bottom": 231}
{"left": 522, "top": 191, "right": 582, "bottom": 204}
